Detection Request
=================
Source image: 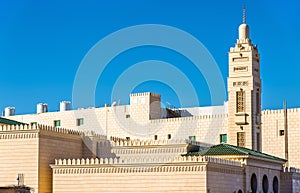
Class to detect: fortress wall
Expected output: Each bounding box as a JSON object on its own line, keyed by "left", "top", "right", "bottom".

{"left": 6, "top": 102, "right": 228, "bottom": 145}
{"left": 0, "top": 130, "right": 39, "bottom": 192}
{"left": 51, "top": 156, "right": 241, "bottom": 193}
{"left": 0, "top": 124, "right": 84, "bottom": 193}
{"left": 206, "top": 162, "right": 243, "bottom": 193}
{"left": 38, "top": 129, "right": 83, "bottom": 193}
{"left": 52, "top": 169, "right": 206, "bottom": 193}
{"left": 262, "top": 108, "right": 300, "bottom": 168}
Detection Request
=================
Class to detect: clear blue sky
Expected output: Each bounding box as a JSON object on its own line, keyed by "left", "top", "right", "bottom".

{"left": 0, "top": 0, "right": 299, "bottom": 114}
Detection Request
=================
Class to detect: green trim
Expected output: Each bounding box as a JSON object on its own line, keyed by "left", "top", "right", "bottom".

{"left": 0, "top": 117, "right": 27, "bottom": 125}
{"left": 185, "top": 143, "right": 286, "bottom": 162}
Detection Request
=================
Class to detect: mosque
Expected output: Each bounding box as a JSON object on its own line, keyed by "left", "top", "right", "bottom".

{"left": 0, "top": 9, "right": 300, "bottom": 193}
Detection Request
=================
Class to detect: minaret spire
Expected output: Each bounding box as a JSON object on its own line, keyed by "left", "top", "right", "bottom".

{"left": 243, "top": 5, "right": 246, "bottom": 24}
{"left": 238, "top": 5, "right": 249, "bottom": 40}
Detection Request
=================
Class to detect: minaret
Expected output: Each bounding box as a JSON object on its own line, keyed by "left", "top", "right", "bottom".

{"left": 227, "top": 7, "right": 262, "bottom": 151}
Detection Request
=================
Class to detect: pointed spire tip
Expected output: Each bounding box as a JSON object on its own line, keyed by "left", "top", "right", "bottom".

{"left": 243, "top": 5, "right": 246, "bottom": 24}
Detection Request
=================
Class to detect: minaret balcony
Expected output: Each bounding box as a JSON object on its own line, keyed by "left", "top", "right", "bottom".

{"left": 235, "top": 112, "right": 249, "bottom": 125}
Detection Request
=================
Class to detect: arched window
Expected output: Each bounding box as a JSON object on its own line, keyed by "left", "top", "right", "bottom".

{"left": 238, "top": 189, "right": 242, "bottom": 193}
{"left": 251, "top": 173, "right": 257, "bottom": 193}
{"left": 273, "top": 176, "right": 279, "bottom": 193}
{"left": 262, "top": 175, "right": 269, "bottom": 193}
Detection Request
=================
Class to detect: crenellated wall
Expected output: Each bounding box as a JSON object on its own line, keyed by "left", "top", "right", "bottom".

{"left": 5, "top": 94, "right": 228, "bottom": 144}
{"left": 281, "top": 167, "right": 300, "bottom": 193}
{"left": 51, "top": 156, "right": 243, "bottom": 193}
{"left": 53, "top": 156, "right": 241, "bottom": 166}
{"left": 0, "top": 124, "right": 85, "bottom": 193}
{"left": 0, "top": 126, "right": 39, "bottom": 192}
{"left": 262, "top": 108, "right": 300, "bottom": 169}
{"left": 0, "top": 123, "right": 81, "bottom": 135}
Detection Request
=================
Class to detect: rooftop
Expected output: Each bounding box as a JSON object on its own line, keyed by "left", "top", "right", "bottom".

{"left": 185, "top": 143, "right": 286, "bottom": 162}
{"left": 0, "top": 117, "right": 27, "bottom": 125}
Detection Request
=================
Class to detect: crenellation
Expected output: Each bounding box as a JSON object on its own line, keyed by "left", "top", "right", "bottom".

{"left": 0, "top": 123, "right": 82, "bottom": 137}
{"left": 111, "top": 138, "right": 187, "bottom": 147}
{"left": 53, "top": 156, "right": 241, "bottom": 167}
{"left": 53, "top": 165, "right": 207, "bottom": 174}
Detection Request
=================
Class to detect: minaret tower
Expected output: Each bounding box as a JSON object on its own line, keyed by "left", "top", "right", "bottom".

{"left": 227, "top": 7, "right": 262, "bottom": 151}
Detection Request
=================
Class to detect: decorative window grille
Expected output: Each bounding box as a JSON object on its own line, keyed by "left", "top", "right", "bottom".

{"left": 236, "top": 90, "right": 245, "bottom": 113}
{"left": 237, "top": 132, "right": 245, "bottom": 147}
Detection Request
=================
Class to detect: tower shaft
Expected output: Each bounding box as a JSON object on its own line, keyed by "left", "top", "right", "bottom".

{"left": 227, "top": 15, "right": 262, "bottom": 151}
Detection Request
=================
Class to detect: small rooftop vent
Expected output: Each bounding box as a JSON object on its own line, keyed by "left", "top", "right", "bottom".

{"left": 4, "top": 107, "right": 15, "bottom": 116}
{"left": 37, "top": 103, "right": 48, "bottom": 114}
{"left": 60, "top": 101, "right": 71, "bottom": 112}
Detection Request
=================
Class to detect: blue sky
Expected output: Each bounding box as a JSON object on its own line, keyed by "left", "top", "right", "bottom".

{"left": 0, "top": 0, "right": 299, "bottom": 114}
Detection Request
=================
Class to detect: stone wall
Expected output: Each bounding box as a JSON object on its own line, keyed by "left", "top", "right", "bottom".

{"left": 0, "top": 128, "right": 39, "bottom": 192}
{"left": 51, "top": 156, "right": 242, "bottom": 193}
{"left": 262, "top": 108, "right": 300, "bottom": 169}
{"left": 281, "top": 167, "right": 300, "bottom": 193}
{"left": 0, "top": 124, "right": 84, "bottom": 193}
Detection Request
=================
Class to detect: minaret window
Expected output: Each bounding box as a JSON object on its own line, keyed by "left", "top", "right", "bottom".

{"left": 237, "top": 132, "right": 245, "bottom": 147}
{"left": 236, "top": 90, "right": 245, "bottom": 113}
{"left": 256, "top": 92, "right": 260, "bottom": 114}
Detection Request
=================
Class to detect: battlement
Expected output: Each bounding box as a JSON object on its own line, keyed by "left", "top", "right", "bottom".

{"left": 53, "top": 156, "right": 241, "bottom": 166}
{"left": 83, "top": 130, "right": 107, "bottom": 140}
{"left": 130, "top": 92, "right": 160, "bottom": 98}
{"left": 150, "top": 113, "right": 227, "bottom": 124}
{"left": 181, "top": 156, "right": 241, "bottom": 167}
{"left": 111, "top": 139, "right": 187, "bottom": 147}
{"left": 108, "top": 138, "right": 213, "bottom": 149}
{"left": 0, "top": 124, "right": 81, "bottom": 136}
{"left": 284, "top": 167, "right": 300, "bottom": 173}
{"left": 262, "top": 108, "right": 300, "bottom": 115}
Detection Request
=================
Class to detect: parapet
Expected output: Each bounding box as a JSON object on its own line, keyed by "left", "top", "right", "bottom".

{"left": 150, "top": 113, "right": 227, "bottom": 124}
{"left": 130, "top": 92, "right": 160, "bottom": 98}
{"left": 53, "top": 155, "right": 241, "bottom": 166}
{"left": 51, "top": 156, "right": 242, "bottom": 175}
{"left": 284, "top": 167, "right": 300, "bottom": 173}
{"left": 108, "top": 138, "right": 213, "bottom": 148}
{"left": 111, "top": 138, "right": 187, "bottom": 147}
{"left": 55, "top": 157, "right": 123, "bottom": 165}
{"left": 83, "top": 130, "right": 107, "bottom": 140}
{"left": 0, "top": 124, "right": 81, "bottom": 136}
{"left": 262, "top": 108, "right": 300, "bottom": 115}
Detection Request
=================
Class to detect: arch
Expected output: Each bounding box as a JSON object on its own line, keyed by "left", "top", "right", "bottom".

{"left": 250, "top": 173, "right": 257, "bottom": 193}
{"left": 237, "top": 190, "right": 242, "bottom": 193}
{"left": 262, "top": 175, "right": 269, "bottom": 193}
{"left": 273, "top": 176, "right": 279, "bottom": 193}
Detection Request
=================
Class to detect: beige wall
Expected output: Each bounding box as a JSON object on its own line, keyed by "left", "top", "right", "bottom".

{"left": 51, "top": 156, "right": 243, "bottom": 193}
{"left": 262, "top": 108, "right": 300, "bottom": 169}
{"left": 245, "top": 165, "right": 281, "bottom": 193}
{"left": 53, "top": 169, "right": 206, "bottom": 193}
{"left": 206, "top": 162, "right": 243, "bottom": 192}
{"left": 38, "top": 130, "right": 83, "bottom": 193}
{"left": 5, "top": 97, "right": 300, "bottom": 170}
{"left": 281, "top": 169, "right": 300, "bottom": 193}
{"left": 0, "top": 124, "right": 85, "bottom": 193}
{"left": 6, "top": 104, "right": 228, "bottom": 145}
{"left": 0, "top": 129, "right": 39, "bottom": 192}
